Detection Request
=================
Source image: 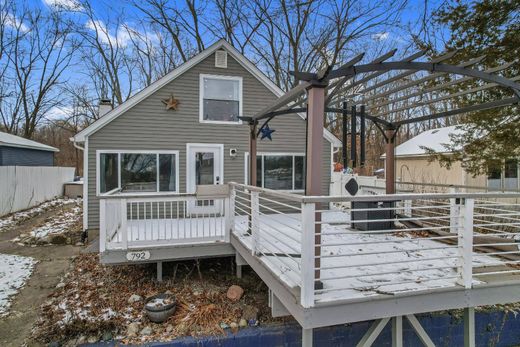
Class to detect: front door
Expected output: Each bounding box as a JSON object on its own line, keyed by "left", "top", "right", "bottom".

{"left": 186, "top": 144, "right": 223, "bottom": 214}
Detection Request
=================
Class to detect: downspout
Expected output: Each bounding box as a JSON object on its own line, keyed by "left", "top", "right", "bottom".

{"left": 70, "top": 137, "right": 88, "bottom": 242}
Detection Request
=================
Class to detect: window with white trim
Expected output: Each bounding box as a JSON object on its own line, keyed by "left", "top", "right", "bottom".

{"left": 98, "top": 151, "right": 178, "bottom": 194}
{"left": 246, "top": 153, "right": 305, "bottom": 191}
{"left": 200, "top": 74, "right": 242, "bottom": 123}
{"left": 487, "top": 159, "right": 519, "bottom": 190}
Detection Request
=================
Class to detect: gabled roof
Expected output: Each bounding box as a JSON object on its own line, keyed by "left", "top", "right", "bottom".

{"left": 73, "top": 39, "right": 341, "bottom": 147}
{"left": 0, "top": 131, "right": 59, "bottom": 152}
{"left": 382, "top": 125, "right": 462, "bottom": 158}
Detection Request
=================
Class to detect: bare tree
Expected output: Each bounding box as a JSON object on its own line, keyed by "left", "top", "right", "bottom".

{"left": 0, "top": 2, "right": 77, "bottom": 137}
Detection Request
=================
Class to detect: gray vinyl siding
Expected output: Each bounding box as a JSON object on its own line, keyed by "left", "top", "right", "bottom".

{"left": 0, "top": 146, "right": 54, "bottom": 166}
{"left": 87, "top": 51, "right": 332, "bottom": 229}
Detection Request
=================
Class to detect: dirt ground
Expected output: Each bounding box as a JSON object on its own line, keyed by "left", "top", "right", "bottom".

{"left": 0, "top": 204, "right": 82, "bottom": 347}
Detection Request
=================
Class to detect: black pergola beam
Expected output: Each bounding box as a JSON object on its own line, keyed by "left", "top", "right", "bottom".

{"left": 394, "top": 96, "right": 520, "bottom": 127}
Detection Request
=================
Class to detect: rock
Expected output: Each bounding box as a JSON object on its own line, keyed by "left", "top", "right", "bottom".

{"left": 101, "top": 331, "right": 113, "bottom": 341}
{"left": 140, "top": 326, "right": 153, "bottom": 336}
{"left": 127, "top": 322, "right": 140, "bottom": 337}
{"left": 87, "top": 336, "right": 98, "bottom": 344}
{"left": 48, "top": 341, "right": 61, "bottom": 347}
{"left": 164, "top": 290, "right": 173, "bottom": 295}
{"left": 165, "top": 325, "right": 174, "bottom": 333}
{"left": 75, "top": 335, "right": 86, "bottom": 345}
{"left": 220, "top": 322, "right": 230, "bottom": 329}
{"left": 230, "top": 322, "right": 238, "bottom": 332}
{"left": 49, "top": 234, "right": 68, "bottom": 245}
{"left": 56, "top": 282, "right": 65, "bottom": 289}
{"left": 239, "top": 318, "right": 248, "bottom": 328}
{"left": 128, "top": 294, "right": 142, "bottom": 304}
{"left": 75, "top": 242, "right": 84, "bottom": 246}
{"left": 241, "top": 304, "right": 258, "bottom": 321}
{"left": 226, "top": 285, "right": 244, "bottom": 302}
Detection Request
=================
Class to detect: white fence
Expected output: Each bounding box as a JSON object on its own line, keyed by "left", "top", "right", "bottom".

{"left": 0, "top": 166, "right": 75, "bottom": 216}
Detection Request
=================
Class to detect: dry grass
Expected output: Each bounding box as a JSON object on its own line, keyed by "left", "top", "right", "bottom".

{"left": 31, "top": 254, "right": 288, "bottom": 345}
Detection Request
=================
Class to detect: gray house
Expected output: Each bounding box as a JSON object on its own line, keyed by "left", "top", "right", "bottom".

{"left": 0, "top": 131, "right": 58, "bottom": 166}
{"left": 73, "top": 39, "right": 341, "bottom": 232}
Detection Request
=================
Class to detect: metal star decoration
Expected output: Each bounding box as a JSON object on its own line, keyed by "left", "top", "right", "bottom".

{"left": 260, "top": 124, "right": 275, "bottom": 140}
{"left": 162, "top": 94, "right": 180, "bottom": 110}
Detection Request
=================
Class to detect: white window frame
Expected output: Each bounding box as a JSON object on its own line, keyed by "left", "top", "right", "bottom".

{"left": 199, "top": 74, "right": 243, "bottom": 125}
{"left": 244, "top": 152, "right": 305, "bottom": 193}
{"left": 487, "top": 159, "right": 520, "bottom": 190}
{"left": 96, "top": 150, "right": 180, "bottom": 196}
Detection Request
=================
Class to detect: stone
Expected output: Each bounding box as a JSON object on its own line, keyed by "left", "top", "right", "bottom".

{"left": 75, "top": 242, "right": 84, "bottom": 246}
{"left": 140, "top": 326, "right": 153, "bottom": 336}
{"left": 127, "top": 322, "right": 140, "bottom": 337}
{"left": 56, "top": 282, "right": 65, "bottom": 289}
{"left": 165, "top": 325, "right": 174, "bottom": 333}
{"left": 241, "top": 304, "right": 259, "bottom": 321}
{"left": 75, "top": 335, "right": 86, "bottom": 345}
{"left": 219, "top": 322, "right": 230, "bottom": 329}
{"left": 87, "top": 336, "right": 98, "bottom": 344}
{"left": 128, "top": 294, "right": 142, "bottom": 304}
{"left": 49, "top": 234, "right": 67, "bottom": 245}
{"left": 101, "top": 331, "right": 112, "bottom": 341}
{"left": 226, "top": 285, "right": 244, "bottom": 302}
{"left": 239, "top": 318, "right": 248, "bottom": 328}
{"left": 230, "top": 322, "right": 238, "bottom": 329}
{"left": 164, "top": 290, "right": 173, "bottom": 295}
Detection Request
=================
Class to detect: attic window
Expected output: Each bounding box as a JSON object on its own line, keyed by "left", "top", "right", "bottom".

{"left": 215, "top": 50, "right": 228, "bottom": 68}
{"left": 199, "top": 74, "right": 242, "bottom": 124}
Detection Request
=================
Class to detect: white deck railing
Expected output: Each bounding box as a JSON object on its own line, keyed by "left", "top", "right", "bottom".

{"left": 99, "top": 192, "right": 231, "bottom": 251}
{"left": 229, "top": 183, "right": 520, "bottom": 308}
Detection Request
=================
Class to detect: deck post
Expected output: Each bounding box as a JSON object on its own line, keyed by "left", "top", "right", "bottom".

{"left": 302, "top": 328, "right": 313, "bottom": 347}
{"left": 384, "top": 127, "right": 397, "bottom": 194}
{"left": 99, "top": 199, "right": 106, "bottom": 252}
{"left": 464, "top": 307, "right": 475, "bottom": 347}
{"left": 392, "top": 316, "right": 403, "bottom": 347}
{"left": 457, "top": 198, "right": 474, "bottom": 289}
{"left": 301, "top": 201, "right": 316, "bottom": 308}
{"left": 449, "top": 187, "right": 460, "bottom": 234}
{"left": 120, "top": 198, "right": 128, "bottom": 249}
{"left": 249, "top": 122, "right": 257, "bottom": 187}
{"left": 306, "top": 85, "right": 326, "bottom": 287}
{"left": 251, "top": 191, "right": 260, "bottom": 256}
{"left": 225, "top": 188, "right": 235, "bottom": 242}
{"left": 157, "top": 261, "right": 163, "bottom": 282}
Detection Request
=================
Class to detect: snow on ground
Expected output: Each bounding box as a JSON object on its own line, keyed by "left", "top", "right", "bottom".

{"left": 30, "top": 204, "right": 82, "bottom": 239}
{"left": 0, "top": 198, "right": 82, "bottom": 232}
{"left": 0, "top": 253, "right": 36, "bottom": 317}
{"left": 233, "top": 210, "right": 511, "bottom": 304}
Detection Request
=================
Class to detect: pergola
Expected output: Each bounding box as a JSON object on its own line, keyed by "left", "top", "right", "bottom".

{"left": 240, "top": 49, "right": 520, "bottom": 197}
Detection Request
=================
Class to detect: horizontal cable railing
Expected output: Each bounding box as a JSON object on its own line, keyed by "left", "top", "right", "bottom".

{"left": 228, "top": 182, "right": 520, "bottom": 309}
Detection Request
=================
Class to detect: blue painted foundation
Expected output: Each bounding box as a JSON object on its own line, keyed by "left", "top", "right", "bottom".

{"left": 87, "top": 310, "right": 520, "bottom": 346}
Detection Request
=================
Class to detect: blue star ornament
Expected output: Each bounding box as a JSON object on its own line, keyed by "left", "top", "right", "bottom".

{"left": 260, "top": 125, "right": 275, "bottom": 140}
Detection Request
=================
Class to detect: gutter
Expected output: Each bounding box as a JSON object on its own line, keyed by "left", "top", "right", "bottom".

{"left": 70, "top": 137, "right": 84, "bottom": 151}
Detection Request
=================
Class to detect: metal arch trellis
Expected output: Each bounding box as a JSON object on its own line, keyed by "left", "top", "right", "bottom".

{"left": 240, "top": 48, "right": 520, "bottom": 196}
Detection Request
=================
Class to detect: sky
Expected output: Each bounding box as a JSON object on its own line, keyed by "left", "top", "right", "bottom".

{"left": 16, "top": 0, "right": 451, "bottom": 120}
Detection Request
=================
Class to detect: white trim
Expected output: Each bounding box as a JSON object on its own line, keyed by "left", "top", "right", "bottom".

{"left": 73, "top": 39, "right": 340, "bottom": 147}
{"left": 199, "top": 74, "right": 243, "bottom": 125}
{"left": 96, "top": 149, "right": 180, "bottom": 196}
{"left": 83, "top": 138, "right": 89, "bottom": 230}
{"left": 244, "top": 151, "right": 306, "bottom": 193}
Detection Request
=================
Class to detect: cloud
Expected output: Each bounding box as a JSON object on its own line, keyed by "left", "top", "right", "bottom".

{"left": 42, "top": 0, "right": 83, "bottom": 11}
{"left": 372, "top": 32, "right": 390, "bottom": 41}
{"left": 85, "top": 19, "right": 131, "bottom": 47}
{"left": 3, "top": 12, "right": 29, "bottom": 32}
{"left": 46, "top": 106, "right": 73, "bottom": 120}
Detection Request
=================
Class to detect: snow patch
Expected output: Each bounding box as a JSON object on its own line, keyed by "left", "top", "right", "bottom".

{"left": 0, "top": 253, "right": 36, "bottom": 317}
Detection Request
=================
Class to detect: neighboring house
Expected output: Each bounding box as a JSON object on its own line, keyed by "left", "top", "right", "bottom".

{"left": 0, "top": 131, "right": 58, "bottom": 166}
{"left": 385, "top": 125, "right": 518, "bottom": 190}
{"left": 73, "top": 39, "right": 341, "bottom": 231}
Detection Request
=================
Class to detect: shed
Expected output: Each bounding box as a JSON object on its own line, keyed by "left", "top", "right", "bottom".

{"left": 0, "top": 131, "right": 59, "bottom": 166}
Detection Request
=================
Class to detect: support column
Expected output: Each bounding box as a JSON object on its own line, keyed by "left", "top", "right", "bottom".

{"left": 342, "top": 102, "right": 348, "bottom": 169}
{"left": 464, "top": 307, "right": 475, "bottom": 347}
{"left": 249, "top": 122, "right": 258, "bottom": 187}
{"left": 306, "top": 85, "right": 326, "bottom": 289}
{"left": 157, "top": 261, "right": 163, "bottom": 282}
{"left": 302, "top": 328, "right": 313, "bottom": 347}
{"left": 385, "top": 128, "right": 397, "bottom": 194}
{"left": 392, "top": 316, "right": 403, "bottom": 347}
